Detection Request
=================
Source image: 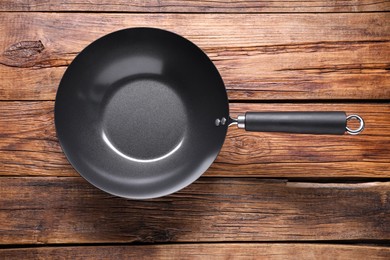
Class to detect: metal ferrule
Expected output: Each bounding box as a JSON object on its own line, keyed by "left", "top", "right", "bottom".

{"left": 237, "top": 115, "right": 245, "bottom": 129}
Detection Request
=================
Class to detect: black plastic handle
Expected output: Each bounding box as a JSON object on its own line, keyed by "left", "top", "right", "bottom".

{"left": 244, "top": 112, "right": 347, "bottom": 135}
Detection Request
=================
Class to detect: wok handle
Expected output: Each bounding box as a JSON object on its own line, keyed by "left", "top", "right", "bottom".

{"left": 235, "top": 112, "right": 364, "bottom": 135}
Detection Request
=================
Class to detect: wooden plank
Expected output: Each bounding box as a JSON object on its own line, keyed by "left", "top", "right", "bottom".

{"left": 1, "top": 177, "right": 389, "bottom": 244}
{"left": 0, "top": 0, "right": 389, "bottom": 12}
{"left": 1, "top": 244, "right": 390, "bottom": 259}
{"left": 1, "top": 102, "right": 389, "bottom": 178}
{"left": 0, "top": 13, "right": 389, "bottom": 100}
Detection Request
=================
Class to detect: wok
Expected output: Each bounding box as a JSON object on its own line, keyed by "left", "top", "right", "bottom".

{"left": 55, "top": 28, "right": 364, "bottom": 199}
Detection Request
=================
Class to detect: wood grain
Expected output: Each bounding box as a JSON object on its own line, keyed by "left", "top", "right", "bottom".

{"left": 1, "top": 102, "right": 389, "bottom": 178}
{"left": 1, "top": 244, "right": 389, "bottom": 259}
{"left": 0, "top": 13, "right": 389, "bottom": 100}
{"left": 1, "top": 0, "right": 389, "bottom": 253}
{"left": 1, "top": 177, "right": 389, "bottom": 244}
{"left": 1, "top": 0, "right": 389, "bottom": 13}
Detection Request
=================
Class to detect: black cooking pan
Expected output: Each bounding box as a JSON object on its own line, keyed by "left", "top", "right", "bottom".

{"left": 55, "top": 28, "right": 364, "bottom": 199}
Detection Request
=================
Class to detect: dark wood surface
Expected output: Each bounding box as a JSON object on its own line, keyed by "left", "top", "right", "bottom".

{"left": 1, "top": 244, "right": 390, "bottom": 259}
{"left": 0, "top": 0, "right": 389, "bottom": 259}
{"left": 1, "top": 13, "right": 389, "bottom": 101}
{"left": 1, "top": 102, "right": 390, "bottom": 177}
{"left": 1, "top": 178, "right": 389, "bottom": 243}
{"left": 1, "top": 0, "right": 389, "bottom": 12}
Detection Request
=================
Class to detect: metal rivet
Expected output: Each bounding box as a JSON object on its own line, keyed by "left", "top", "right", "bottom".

{"left": 221, "top": 117, "right": 226, "bottom": 125}
{"left": 215, "top": 118, "right": 221, "bottom": 126}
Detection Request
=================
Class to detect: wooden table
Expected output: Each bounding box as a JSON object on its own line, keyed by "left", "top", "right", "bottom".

{"left": 1, "top": 1, "right": 389, "bottom": 259}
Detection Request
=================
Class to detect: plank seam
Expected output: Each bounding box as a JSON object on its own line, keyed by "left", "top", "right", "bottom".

{"left": 1, "top": 240, "right": 390, "bottom": 249}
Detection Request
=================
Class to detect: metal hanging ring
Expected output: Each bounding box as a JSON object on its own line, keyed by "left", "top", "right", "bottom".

{"left": 346, "top": 115, "right": 364, "bottom": 135}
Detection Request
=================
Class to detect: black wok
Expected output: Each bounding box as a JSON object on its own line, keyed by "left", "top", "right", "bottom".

{"left": 55, "top": 28, "right": 364, "bottom": 199}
